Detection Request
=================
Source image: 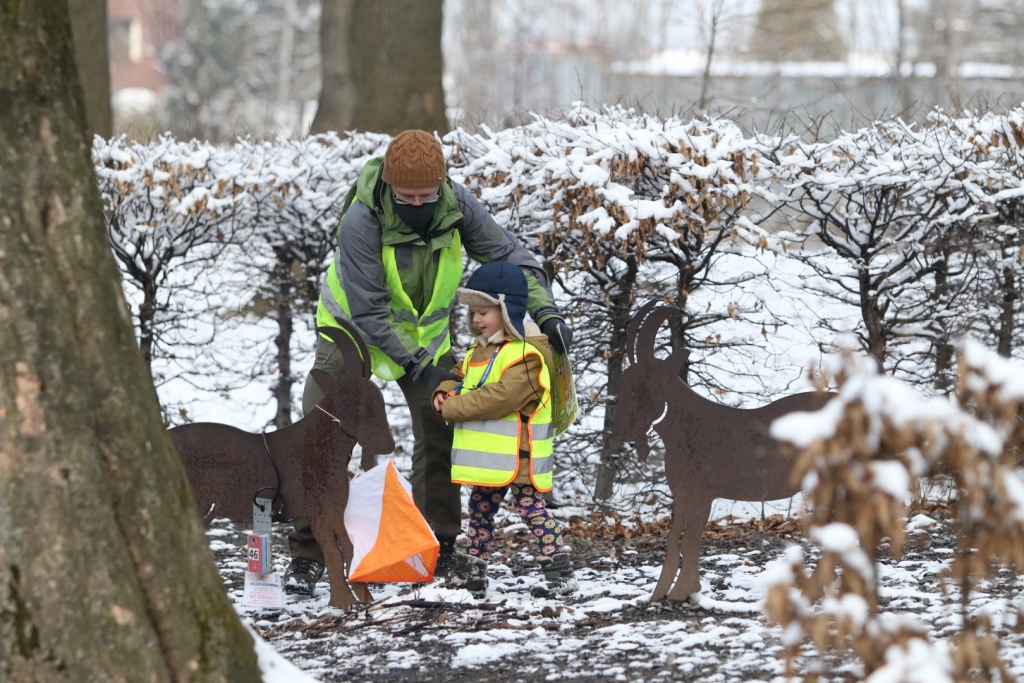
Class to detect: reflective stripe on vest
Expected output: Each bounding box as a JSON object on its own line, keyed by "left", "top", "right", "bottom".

{"left": 451, "top": 341, "right": 554, "bottom": 491}
{"left": 316, "top": 230, "right": 463, "bottom": 381}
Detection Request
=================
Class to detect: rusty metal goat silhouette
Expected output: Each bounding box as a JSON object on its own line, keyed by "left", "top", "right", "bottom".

{"left": 169, "top": 322, "right": 395, "bottom": 609}
{"left": 613, "top": 301, "right": 832, "bottom": 602}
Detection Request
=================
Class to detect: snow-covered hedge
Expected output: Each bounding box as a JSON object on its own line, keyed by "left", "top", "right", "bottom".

{"left": 93, "top": 104, "right": 1024, "bottom": 502}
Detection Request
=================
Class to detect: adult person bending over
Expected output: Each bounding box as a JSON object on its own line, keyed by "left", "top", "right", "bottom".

{"left": 284, "top": 130, "right": 574, "bottom": 597}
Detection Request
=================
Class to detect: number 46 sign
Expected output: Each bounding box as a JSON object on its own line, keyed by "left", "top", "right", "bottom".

{"left": 247, "top": 533, "right": 270, "bottom": 573}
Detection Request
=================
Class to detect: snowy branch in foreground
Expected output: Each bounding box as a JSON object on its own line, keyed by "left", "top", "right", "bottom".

{"left": 765, "top": 340, "right": 1024, "bottom": 682}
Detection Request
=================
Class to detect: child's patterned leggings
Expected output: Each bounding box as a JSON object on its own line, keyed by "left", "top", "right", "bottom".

{"left": 466, "top": 483, "right": 568, "bottom": 559}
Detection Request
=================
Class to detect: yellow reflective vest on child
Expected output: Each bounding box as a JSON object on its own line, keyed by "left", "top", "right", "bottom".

{"left": 448, "top": 339, "right": 554, "bottom": 491}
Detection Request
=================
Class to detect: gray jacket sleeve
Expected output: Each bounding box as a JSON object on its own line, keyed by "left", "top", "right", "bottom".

{"left": 335, "top": 202, "right": 430, "bottom": 370}
{"left": 453, "top": 184, "right": 563, "bottom": 323}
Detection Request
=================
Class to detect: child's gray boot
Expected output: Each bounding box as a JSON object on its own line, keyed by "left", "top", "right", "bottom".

{"left": 444, "top": 552, "right": 489, "bottom": 598}
{"left": 531, "top": 553, "right": 578, "bottom": 598}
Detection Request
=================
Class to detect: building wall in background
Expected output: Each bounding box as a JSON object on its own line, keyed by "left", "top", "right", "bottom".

{"left": 108, "top": 0, "right": 175, "bottom": 96}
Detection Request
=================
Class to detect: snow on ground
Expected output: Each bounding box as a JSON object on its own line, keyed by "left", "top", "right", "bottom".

{"left": 210, "top": 494, "right": 1024, "bottom": 683}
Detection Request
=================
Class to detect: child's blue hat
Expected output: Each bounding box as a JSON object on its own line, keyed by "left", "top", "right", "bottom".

{"left": 458, "top": 261, "right": 528, "bottom": 339}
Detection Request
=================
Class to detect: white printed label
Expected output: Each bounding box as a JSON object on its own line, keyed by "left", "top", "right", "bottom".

{"left": 242, "top": 571, "right": 285, "bottom": 609}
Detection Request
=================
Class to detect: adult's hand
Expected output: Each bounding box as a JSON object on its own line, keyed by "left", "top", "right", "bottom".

{"left": 540, "top": 318, "right": 573, "bottom": 355}
{"left": 415, "top": 363, "right": 460, "bottom": 390}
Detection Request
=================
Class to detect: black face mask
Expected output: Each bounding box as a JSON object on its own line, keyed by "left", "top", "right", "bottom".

{"left": 394, "top": 200, "right": 438, "bottom": 234}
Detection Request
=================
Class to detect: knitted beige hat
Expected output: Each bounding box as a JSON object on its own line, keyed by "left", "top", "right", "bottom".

{"left": 381, "top": 130, "right": 446, "bottom": 188}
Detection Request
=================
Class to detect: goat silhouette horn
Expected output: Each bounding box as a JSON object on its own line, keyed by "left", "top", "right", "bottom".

{"left": 627, "top": 300, "right": 661, "bottom": 364}
{"left": 317, "top": 322, "right": 371, "bottom": 379}
{"left": 635, "top": 303, "right": 680, "bottom": 360}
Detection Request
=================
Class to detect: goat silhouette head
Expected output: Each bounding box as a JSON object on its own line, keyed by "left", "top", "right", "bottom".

{"left": 614, "top": 300, "right": 689, "bottom": 461}
{"left": 310, "top": 324, "right": 395, "bottom": 469}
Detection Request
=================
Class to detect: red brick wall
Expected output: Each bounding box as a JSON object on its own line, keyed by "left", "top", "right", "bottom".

{"left": 108, "top": 0, "right": 176, "bottom": 95}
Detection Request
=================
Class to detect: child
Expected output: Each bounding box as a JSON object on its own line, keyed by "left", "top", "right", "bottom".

{"left": 432, "top": 261, "right": 577, "bottom": 599}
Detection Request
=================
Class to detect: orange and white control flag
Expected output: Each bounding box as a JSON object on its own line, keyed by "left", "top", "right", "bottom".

{"left": 345, "top": 460, "right": 439, "bottom": 583}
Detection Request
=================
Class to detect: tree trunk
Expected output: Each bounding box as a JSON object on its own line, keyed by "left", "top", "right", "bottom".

{"left": 273, "top": 252, "right": 296, "bottom": 429}
{"left": 309, "top": 0, "right": 357, "bottom": 133}
{"left": 697, "top": 0, "right": 725, "bottom": 112}
{"left": 348, "top": 0, "right": 448, "bottom": 135}
{"left": 859, "top": 271, "right": 887, "bottom": 369}
{"left": 997, "top": 263, "right": 1016, "bottom": 358}
{"left": 312, "top": 0, "right": 447, "bottom": 134}
{"left": 594, "top": 259, "right": 639, "bottom": 502}
{"left": 750, "top": 0, "right": 845, "bottom": 61}
{"left": 0, "top": 5, "right": 260, "bottom": 681}
{"left": 69, "top": 0, "right": 113, "bottom": 138}
{"left": 932, "top": 250, "right": 954, "bottom": 393}
{"left": 893, "top": 0, "right": 916, "bottom": 115}
{"left": 139, "top": 265, "right": 159, "bottom": 370}
{"left": 930, "top": 0, "right": 962, "bottom": 102}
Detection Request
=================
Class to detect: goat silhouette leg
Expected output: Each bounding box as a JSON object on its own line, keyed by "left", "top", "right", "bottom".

{"left": 352, "top": 582, "right": 372, "bottom": 602}
{"left": 651, "top": 509, "right": 686, "bottom": 602}
{"left": 322, "top": 534, "right": 360, "bottom": 610}
{"left": 338, "top": 524, "right": 373, "bottom": 603}
{"left": 308, "top": 508, "right": 363, "bottom": 610}
{"left": 665, "top": 498, "right": 712, "bottom": 601}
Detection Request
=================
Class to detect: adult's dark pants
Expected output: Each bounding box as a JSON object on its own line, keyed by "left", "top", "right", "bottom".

{"left": 288, "top": 337, "right": 462, "bottom": 563}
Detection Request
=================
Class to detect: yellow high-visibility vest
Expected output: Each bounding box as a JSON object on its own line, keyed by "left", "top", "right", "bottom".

{"left": 316, "top": 231, "right": 463, "bottom": 381}
{"left": 451, "top": 341, "right": 554, "bottom": 491}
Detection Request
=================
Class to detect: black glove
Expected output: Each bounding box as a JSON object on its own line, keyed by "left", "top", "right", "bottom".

{"left": 413, "top": 362, "right": 460, "bottom": 390}
{"left": 540, "top": 318, "right": 573, "bottom": 355}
